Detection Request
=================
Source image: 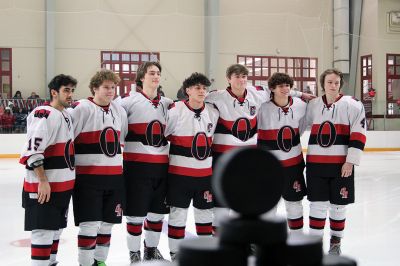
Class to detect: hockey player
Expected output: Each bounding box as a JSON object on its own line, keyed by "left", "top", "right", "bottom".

{"left": 257, "top": 72, "right": 307, "bottom": 233}
{"left": 305, "top": 68, "right": 366, "bottom": 255}
{"left": 20, "top": 74, "right": 77, "bottom": 266}
{"left": 165, "top": 73, "right": 219, "bottom": 261}
{"left": 206, "top": 64, "right": 314, "bottom": 233}
{"left": 120, "top": 62, "right": 173, "bottom": 263}
{"left": 69, "top": 69, "right": 127, "bottom": 266}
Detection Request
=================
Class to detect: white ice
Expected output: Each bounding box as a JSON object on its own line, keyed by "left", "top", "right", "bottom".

{"left": 1, "top": 152, "right": 399, "bottom": 265}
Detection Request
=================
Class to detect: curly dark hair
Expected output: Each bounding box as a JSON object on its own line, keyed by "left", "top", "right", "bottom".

{"left": 48, "top": 74, "right": 77, "bottom": 100}
{"left": 268, "top": 72, "right": 294, "bottom": 90}
{"left": 181, "top": 72, "right": 211, "bottom": 97}
{"left": 320, "top": 68, "right": 344, "bottom": 91}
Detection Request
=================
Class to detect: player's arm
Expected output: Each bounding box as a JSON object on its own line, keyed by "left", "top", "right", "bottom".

{"left": 32, "top": 163, "right": 50, "bottom": 204}
{"left": 289, "top": 90, "right": 316, "bottom": 101}
{"left": 343, "top": 99, "right": 367, "bottom": 178}
{"left": 20, "top": 110, "right": 52, "bottom": 203}
{"left": 298, "top": 102, "right": 308, "bottom": 136}
{"left": 120, "top": 107, "right": 128, "bottom": 146}
{"left": 164, "top": 103, "right": 178, "bottom": 139}
{"left": 68, "top": 101, "right": 87, "bottom": 138}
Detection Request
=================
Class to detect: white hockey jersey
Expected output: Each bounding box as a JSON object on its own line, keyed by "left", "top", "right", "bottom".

{"left": 305, "top": 94, "right": 366, "bottom": 178}
{"left": 20, "top": 105, "right": 75, "bottom": 201}
{"left": 257, "top": 97, "right": 307, "bottom": 177}
{"left": 120, "top": 91, "right": 173, "bottom": 167}
{"left": 205, "top": 86, "right": 269, "bottom": 157}
{"left": 69, "top": 98, "right": 127, "bottom": 189}
{"left": 165, "top": 101, "right": 219, "bottom": 178}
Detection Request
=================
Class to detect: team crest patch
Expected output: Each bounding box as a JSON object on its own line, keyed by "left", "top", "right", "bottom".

{"left": 115, "top": 204, "right": 123, "bottom": 217}
{"left": 207, "top": 123, "right": 213, "bottom": 132}
{"left": 293, "top": 181, "right": 302, "bottom": 192}
{"left": 250, "top": 106, "right": 256, "bottom": 115}
{"left": 340, "top": 187, "right": 348, "bottom": 199}
{"left": 203, "top": 191, "right": 213, "bottom": 203}
{"left": 34, "top": 109, "right": 50, "bottom": 119}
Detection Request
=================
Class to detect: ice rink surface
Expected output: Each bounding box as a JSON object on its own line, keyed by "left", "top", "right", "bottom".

{"left": 1, "top": 152, "right": 399, "bottom": 265}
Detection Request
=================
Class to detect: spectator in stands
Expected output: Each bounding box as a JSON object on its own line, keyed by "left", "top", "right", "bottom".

{"left": 14, "top": 107, "right": 28, "bottom": 133}
{"left": 28, "top": 92, "right": 40, "bottom": 99}
{"left": 13, "top": 91, "right": 23, "bottom": 99}
{"left": 0, "top": 107, "right": 15, "bottom": 133}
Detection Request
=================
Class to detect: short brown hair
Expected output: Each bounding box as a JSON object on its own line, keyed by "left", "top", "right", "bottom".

{"left": 226, "top": 64, "right": 249, "bottom": 79}
{"left": 319, "top": 68, "right": 344, "bottom": 91}
{"left": 89, "top": 69, "right": 120, "bottom": 95}
{"left": 135, "top": 61, "right": 162, "bottom": 88}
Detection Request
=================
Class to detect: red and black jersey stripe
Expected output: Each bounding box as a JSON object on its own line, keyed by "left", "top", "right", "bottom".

{"left": 25, "top": 156, "right": 75, "bottom": 171}
{"left": 74, "top": 143, "right": 121, "bottom": 155}
{"left": 308, "top": 134, "right": 349, "bottom": 146}
{"left": 125, "top": 123, "right": 168, "bottom": 147}
{"left": 169, "top": 144, "right": 212, "bottom": 158}
{"left": 257, "top": 135, "right": 301, "bottom": 150}
{"left": 349, "top": 132, "right": 366, "bottom": 150}
{"left": 168, "top": 167, "right": 212, "bottom": 178}
{"left": 215, "top": 117, "right": 257, "bottom": 138}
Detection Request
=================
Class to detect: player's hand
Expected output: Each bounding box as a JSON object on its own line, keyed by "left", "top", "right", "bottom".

{"left": 341, "top": 162, "right": 353, "bottom": 177}
{"left": 38, "top": 180, "right": 51, "bottom": 204}
{"left": 301, "top": 92, "right": 317, "bottom": 101}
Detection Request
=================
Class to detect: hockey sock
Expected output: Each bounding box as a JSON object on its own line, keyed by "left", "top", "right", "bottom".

{"left": 31, "top": 229, "right": 55, "bottom": 266}
{"left": 126, "top": 216, "right": 145, "bottom": 252}
{"left": 212, "top": 207, "right": 229, "bottom": 235}
{"left": 49, "top": 229, "right": 62, "bottom": 265}
{"left": 284, "top": 200, "right": 304, "bottom": 231}
{"left": 194, "top": 207, "right": 213, "bottom": 237}
{"left": 329, "top": 204, "right": 347, "bottom": 238}
{"left": 168, "top": 207, "right": 188, "bottom": 253}
{"left": 94, "top": 222, "right": 113, "bottom": 262}
{"left": 309, "top": 201, "right": 329, "bottom": 236}
{"left": 144, "top": 212, "right": 165, "bottom": 247}
{"left": 77, "top": 221, "right": 101, "bottom": 266}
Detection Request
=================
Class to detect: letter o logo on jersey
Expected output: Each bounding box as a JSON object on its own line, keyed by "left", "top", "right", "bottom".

{"left": 191, "top": 132, "right": 211, "bottom": 161}
{"left": 100, "top": 127, "right": 119, "bottom": 157}
{"left": 232, "top": 118, "right": 252, "bottom": 142}
{"left": 277, "top": 126, "right": 296, "bottom": 153}
{"left": 317, "top": 121, "right": 337, "bottom": 148}
{"left": 146, "top": 120, "right": 164, "bottom": 147}
{"left": 64, "top": 139, "right": 75, "bottom": 170}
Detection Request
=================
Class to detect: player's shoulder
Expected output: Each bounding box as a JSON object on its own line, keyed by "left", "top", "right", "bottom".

{"left": 206, "top": 89, "right": 225, "bottom": 99}
{"left": 247, "top": 85, "right": 267, "bottom": 93}
{"left": 342, "top": 95, "right": 364, "bottom": 110}
{"left": 168, "top": 100, "right": 185, "bottom": 111}
{"left": 161, "top": 95, "right": 174, "bottom": 106}
{"left": 74, "top": 98, "right": 91, "bottom": 108}
{"left": 307, "top": 96, "right": 321, "bottom": 106}
{"left": 343, "top": 95, "right": 361, "bottom": 103}
{"left": 30, "top": 105, "right": 55, "bottom": 120}
{"left": 292, "top": 96, "right": 307, "bottom": 106}
{"left": 205, "top": 102, "right": 220, "bottom": 117}
{"left": 110, "top": 100, "right": 127, "bottom": 115}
